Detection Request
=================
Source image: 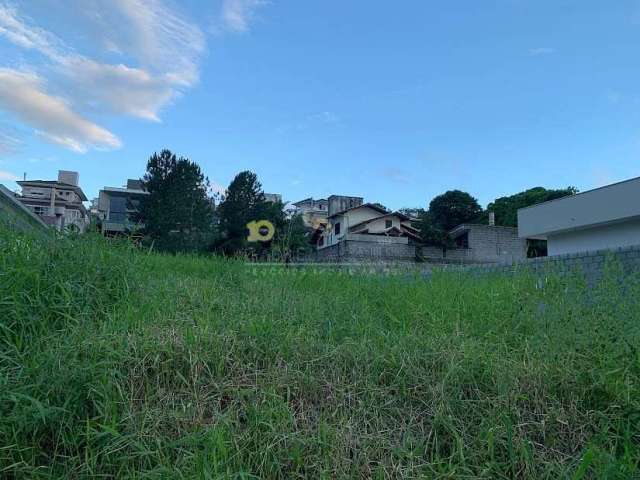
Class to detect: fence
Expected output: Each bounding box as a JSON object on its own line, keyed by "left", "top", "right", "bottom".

{"left": 445, "top": 244, "right": 640, "bottom": 285}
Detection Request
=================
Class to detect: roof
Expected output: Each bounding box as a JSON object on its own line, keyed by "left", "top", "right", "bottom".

{"left": 449, "top": 223, "right": 518, "bottom": 237}
{"left": 517, "top": 176, "right": 640, "bottom": 238}
{"left": 328, "top": 202, "right": 389, "bottom": 218}
{"left": 101, "top": 186, "right": 148, "bottom": 195}
{"left": 292, "top": 197, "right": 327, "bottom": 206}
{"left": 348, "top": 212, "right": 416, "bottom": 232}
{"left": 18, "top": 180, "right": 88, "bottom": 201}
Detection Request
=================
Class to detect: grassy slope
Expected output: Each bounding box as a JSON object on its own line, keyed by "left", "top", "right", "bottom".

{"left": 0, "top": 190, "right": 48, "bottom": 234}
{"left": 1, "top": 224, "right": 639, "bottom": 478}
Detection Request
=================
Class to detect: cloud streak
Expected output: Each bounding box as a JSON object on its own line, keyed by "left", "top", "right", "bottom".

{"left": 220, "top": 0, "right": 267, "bottom": 33}
{"left": 0, "top": 130, "right": 20, "bottom": 154}
{"left": 0, "top": 69, "right": 121, "bottom": 153}
{"left": 0, "top": 1, "right": 205, "bottom": 151}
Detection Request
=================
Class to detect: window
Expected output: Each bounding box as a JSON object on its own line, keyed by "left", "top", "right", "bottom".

{"left": 385, "top": 219, "right": 393, "bottom": 229}
{"left": 109, "top": 196, "right": 127, "bottom": 222}
{"left": 334, "top": 222, "right": 341, "bottom": 235}
{"left": 455, "top": 232, "right": 469, "bottom": 249}
{"left": 33, "top": 206, "right": 50, "bottom": 216}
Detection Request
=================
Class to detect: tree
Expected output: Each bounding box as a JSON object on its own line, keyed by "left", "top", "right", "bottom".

{"left": 420, "top": 190, "right": 482, "bottom": 249}
{"left": 272, "top": 213, "right": 311, "bottom": 260}
{"left": 428, "top": 190, "right": 482, "bottom": 231}
{"left": 137, "top": 149, "right": 215, "bottom": 252}
{"left": 398, "top": 207, "right": 425, "bottom": 219}
{"left": 485, "top": 186, "right": 578, "bottom": 227}
{"left": 217, "top": 171, "right": 280, "bottom": 255}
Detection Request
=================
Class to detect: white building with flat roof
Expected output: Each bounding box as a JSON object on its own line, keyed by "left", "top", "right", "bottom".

{"left": 518, "top": 177, "right": 640, "bottom": 256}
{"left": 17, "top": 170, "right": 89, "bottom": 232}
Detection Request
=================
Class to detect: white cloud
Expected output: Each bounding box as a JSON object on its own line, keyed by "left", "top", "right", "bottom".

{"left": 220, "top": 0, "right": 268, "bottom": 33}
{"left": 0, "top": 68, "right": 121, "bottom": 153}
{"left": 0, "top": 4, "right": 63, "bottom": 58}
{"left": 108, "top": 0, "right": 205, "bottom": 86}
{"left": 0, "top": 169, "right": 18, "bottom": 181}
{"left": 529, "top": 47, "right": 556, "bottom": 56}
{"left": 58, "top": 58, "right": 175, "bottom": 121}
{"left": 0, "top": 1, "right": 206, "bottom": 150}
{"left": 0, "top": 130, "right": 20, "bottom": 154}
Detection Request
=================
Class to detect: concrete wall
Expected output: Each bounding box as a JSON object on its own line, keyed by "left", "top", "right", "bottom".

{"left": 548, "top": 218, "right": 640, "bottom": 256}
{"left": 467, "top": 225, "right": 527, "bottom": 262}
{"left": 443, "top": 244, "right": 640, "bottom": 286}
{"left": 327, "top": 195, "right": 363, "bottom": 217}
{"left": 314, "top": 234, "right": 415, "bottom": 263}
{"left": 417, "top": 226, "right": 526, "bottom": 264}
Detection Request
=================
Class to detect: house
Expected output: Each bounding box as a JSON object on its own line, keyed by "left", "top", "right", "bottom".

{"left": 97, "top": 179, "right": 148, "bottom": 236}
{"left": 315, "top": 200, "right": 422, "bottom": 262}
{"left": 447, "top": 222, "right": 527, "bottom": 263}
{"left": 264, "top": 193, "right": 282, "bottom": 203}
{"left": 292, "top": 197, "right": 328, "bottom": 228}
{"left": 319, "top": 202, "right": 421, "bottom": 248}
{"left": 518, "top": 176, "right": 640, "bottom": 256}
{"left": 16, "top": 170, "right": 89, "bottom": 232}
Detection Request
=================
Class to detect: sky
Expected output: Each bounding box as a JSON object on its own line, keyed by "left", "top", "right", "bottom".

{"left": 0, "top": 0, "right": 639, "bottom": 210}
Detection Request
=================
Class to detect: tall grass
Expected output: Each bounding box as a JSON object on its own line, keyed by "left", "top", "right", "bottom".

{"left": 1, "top": 223, "right": 639, "bottom": 478}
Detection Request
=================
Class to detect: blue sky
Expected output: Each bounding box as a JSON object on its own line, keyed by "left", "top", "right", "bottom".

{"left": 0, "top": 0, "right": 639, "bottom": 209}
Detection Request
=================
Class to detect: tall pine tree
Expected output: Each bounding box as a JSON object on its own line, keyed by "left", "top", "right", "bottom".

{"left": 138, "top": 150, "right": 215, "bottom": 252}
{"left": 217, "top": 171, "right": 286, "bottom": 255}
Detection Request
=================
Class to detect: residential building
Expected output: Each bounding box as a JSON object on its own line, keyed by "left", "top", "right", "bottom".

{"left": 328, "top": 195, "right": 363, "bottom": 217}
{"left": 319, "top": 202, "right": 421, "bottom": 248}
{"left": 264, "top": 193, "right": 282, "bottom": 204}
{"left": 97, "top": 179, "right": 148, "bottom": 236}
{"left": 315, "top": 202, "right": 422, "bottom": 261}
{"left": 448, "top": 224, "right": 527, "bottom": 263}
{"left": 518, "top": 176, "right": 640, "bottom": 256}
{"left": 292, "top": 197, "right": 328, "bottom": 228}
{"left": 16, "top": 170, "right": 89, "bottom": 232}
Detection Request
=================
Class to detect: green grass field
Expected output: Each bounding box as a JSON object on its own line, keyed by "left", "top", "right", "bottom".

{"left": 1, "top": 224, "right": 639, "bottom": 479}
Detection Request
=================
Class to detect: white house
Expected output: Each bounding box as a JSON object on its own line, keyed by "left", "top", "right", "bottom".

{"left": 17, "top": 170, "right": 89, "bottom": 232}
{"left": 518, "top": 176, "right": 640, "bottom": 256}
{"left": 317, "top": 203, "right": 421, "bottom": 249}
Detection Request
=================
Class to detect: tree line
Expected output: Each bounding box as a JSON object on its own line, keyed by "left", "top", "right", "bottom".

{"left": 133, "top": 149, "right": 577, "bottom": 256}
{"left": 134, "top": 150, "right": 307, "bottom": 257}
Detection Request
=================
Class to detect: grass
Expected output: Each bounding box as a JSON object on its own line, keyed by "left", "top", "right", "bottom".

{"left": 1, "top": 223, "right": 639, "bottom": 478}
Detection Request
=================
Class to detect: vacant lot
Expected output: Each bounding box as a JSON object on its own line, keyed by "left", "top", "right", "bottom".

{"left": 1, "top": 225, "right": 639, "bottom": 478}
